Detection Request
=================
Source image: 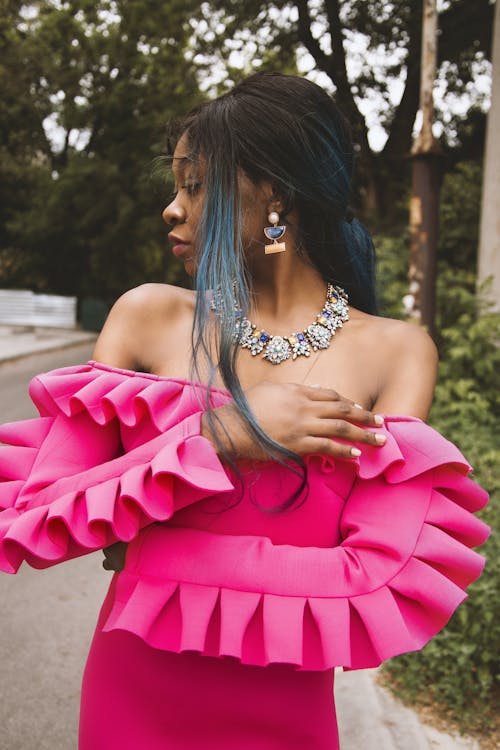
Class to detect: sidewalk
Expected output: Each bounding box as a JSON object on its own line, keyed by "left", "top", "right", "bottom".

{"left": 335, "top": 668, "right": 479, "bottom": 750}
{"left": 0, "top": 324, "right": 96, "bottom": 364}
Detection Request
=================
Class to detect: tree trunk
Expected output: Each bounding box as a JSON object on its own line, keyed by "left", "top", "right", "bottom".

{"left": 477, "top": 0, "right": 500, "bottom": 313}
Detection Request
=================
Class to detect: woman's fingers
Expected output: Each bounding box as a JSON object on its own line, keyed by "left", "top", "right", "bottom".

{"left": 303, "top": 436, "right": 363, "bottom": 459}
{"left": 304, "top": 384, "right": 341, "bottom": 401}
{"left": 226, "top": 380, "right": 387, "bottom": 461}
{"left": 305, "top": 385, "right": 384, "bottom": 428}
{"left": 301, "top": 385, "right": 386, "bottom": 457}
{"left": 307, "top": 417, "right": 386, "bottom": 448}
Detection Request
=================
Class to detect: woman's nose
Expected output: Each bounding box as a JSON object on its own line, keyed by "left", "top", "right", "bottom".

{"left": 162, "top": 198, "right": 186, "bottom": 226}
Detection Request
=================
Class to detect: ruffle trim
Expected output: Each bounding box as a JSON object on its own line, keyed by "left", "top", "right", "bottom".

{"left": 0, "top": 362, "right": 238, "bottom": 573}
{"left": 28, "top": 362, "right": 230, "bottom": 431}
{"left": 318, "top": 415, "right": 475, "bottom": 483}
{"left": 28, "top": 362, "right": 477, "bottom": 485}
{"left": 0, "top": 416, "right": 234, "bottom": 573}
{"left": 102, "top": 460, "right": 489, "bottom": 671}
{"left": 0, "top": 358, "right": 490, "bottom": 673}
{"left": 0, "top": 417, "right": 54, "bottom": 510}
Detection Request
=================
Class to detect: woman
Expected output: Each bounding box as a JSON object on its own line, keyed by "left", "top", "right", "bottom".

{"left": 0, "top": 73, "right": 489, "bottom": 750}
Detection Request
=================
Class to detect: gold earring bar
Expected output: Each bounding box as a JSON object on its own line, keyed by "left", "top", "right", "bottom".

{"left": 264, "top": 242, "right": 287, "bottom": 254}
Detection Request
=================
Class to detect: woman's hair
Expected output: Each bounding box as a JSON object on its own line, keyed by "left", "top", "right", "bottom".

{"left": 165, "top": 71, "right": 378, "bottom": 513}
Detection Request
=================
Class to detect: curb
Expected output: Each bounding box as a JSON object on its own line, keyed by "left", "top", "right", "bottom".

{"left": 0, "top": 333, "right": 97, "bottom": 366}
{"left": 336, "top": 669, "right": 480, "bottom": 750}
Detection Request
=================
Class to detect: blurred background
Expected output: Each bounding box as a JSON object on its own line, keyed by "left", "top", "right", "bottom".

{"left": 0, "top": 1, "right": 498, "bottom": 748}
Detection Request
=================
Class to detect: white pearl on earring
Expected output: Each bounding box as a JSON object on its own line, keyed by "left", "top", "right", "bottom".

{"left": 268, "top": 211, "right": 280, "bottom": 225}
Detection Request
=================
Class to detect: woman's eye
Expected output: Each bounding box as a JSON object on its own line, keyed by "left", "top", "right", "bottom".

{"left": 167, "top": 182, "right": 201, "bottom": 202}
{"left": 183, "top": 182, "right": 201, "bottom": 196}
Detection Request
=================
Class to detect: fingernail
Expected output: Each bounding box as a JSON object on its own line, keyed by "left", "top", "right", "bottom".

{"left": 374, "top": 434, "right": 386, "bottom": 444}
{"left": 373, "top": 414, "right": 384, "bottom": 425}
{"left": 350, "top": 447, "right": 362, "bottom": 456}
{"left": 354, "top": 403, "right": 363, "bottom": 409}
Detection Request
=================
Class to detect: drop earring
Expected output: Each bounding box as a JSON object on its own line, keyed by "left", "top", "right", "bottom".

{"left": 264, "top": 211, "right": 287, "bottom": 255}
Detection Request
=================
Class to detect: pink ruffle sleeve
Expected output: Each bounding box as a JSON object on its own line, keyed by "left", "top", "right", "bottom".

{"left": 0, "top": 365, "right": 234, "bottom": 573}
{"left": 103, "top": 417, "right": 490, "bottom": 671}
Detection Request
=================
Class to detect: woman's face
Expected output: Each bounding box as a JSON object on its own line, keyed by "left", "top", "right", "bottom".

{"left": 162, "top": 133, "right": 278, "bottom": 277}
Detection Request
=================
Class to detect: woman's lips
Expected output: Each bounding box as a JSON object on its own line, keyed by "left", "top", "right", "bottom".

{"left": 171, "top": 243, "right": 190, "bottom": 257}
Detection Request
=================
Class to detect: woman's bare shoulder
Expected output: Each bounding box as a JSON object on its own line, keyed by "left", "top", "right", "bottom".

{"left": 352, "top": 308, "right": 437, "bottom": 355}
{"left": 358, "top": 311, "right": 438, "bottom": 418}
{"left": 127, "top": 281, "right": 192, "bottom": 303}
{"left": 92, "top": 283, "right": 195, "bottom": 370}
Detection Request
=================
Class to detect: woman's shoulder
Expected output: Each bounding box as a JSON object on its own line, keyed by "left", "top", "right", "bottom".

{"left": 92, "top": 284, "right": 195, "bottom": 371}
{"left": 349, "top": 310, "right": 439, "bottom": 418}
{"left": 115, "top": 283, "right": 194, "bottom": 314}
{"left": 351, "top": 308, "right": 438, "bottom": 359}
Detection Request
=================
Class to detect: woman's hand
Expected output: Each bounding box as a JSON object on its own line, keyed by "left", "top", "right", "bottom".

{"left": 103, "top": 383, "right": 384, "bottom": 570}
{"left": 102, "top": 541, "right": 128, "bottom": 572}
{"left": 202, "top": 381, "right": 386, "bottom": 461}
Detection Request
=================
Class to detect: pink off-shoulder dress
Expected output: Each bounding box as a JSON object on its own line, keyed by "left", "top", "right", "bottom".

{"left": 0, "top": 361, "right": 490, "bottom": 750}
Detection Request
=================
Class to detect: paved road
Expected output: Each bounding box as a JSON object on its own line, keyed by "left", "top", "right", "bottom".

{"left": 0, "top": 344, "right": 111, "bottom": 750}
{"left": 0, "top": 346, "right": 478, "bottom": 750}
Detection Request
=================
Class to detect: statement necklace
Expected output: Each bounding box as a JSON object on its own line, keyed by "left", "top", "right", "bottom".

{"left": 211, "top": 283, "right": 349, "bottom": 365}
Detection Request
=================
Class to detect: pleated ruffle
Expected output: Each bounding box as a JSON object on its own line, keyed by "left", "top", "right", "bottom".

{"left": 0, "top": 364, "right": 233, "bottom": 573}
{"left": 0, "top": 362, "right": 490, "bottom": 671}
{"left": 102, "top": 418, "right": 490, "bottom": 671}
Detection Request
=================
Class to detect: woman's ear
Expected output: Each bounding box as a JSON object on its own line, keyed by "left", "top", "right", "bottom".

{"left": 267, "top": 186, "right": 285, "bottom": 216}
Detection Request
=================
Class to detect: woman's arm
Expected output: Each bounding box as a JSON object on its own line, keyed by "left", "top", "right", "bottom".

{"left": 0, "top": 365, "right": 235, "bottom": 573}
{"left": 104, "top": 421, "right": 489, "bottom": 670}
{"left": 370, "top": 320, "right": 439, "bottom": 420}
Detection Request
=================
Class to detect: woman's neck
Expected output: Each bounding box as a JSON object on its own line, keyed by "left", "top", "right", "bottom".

{"left": 247, "top": 253, "right": 330, "bottom": 332}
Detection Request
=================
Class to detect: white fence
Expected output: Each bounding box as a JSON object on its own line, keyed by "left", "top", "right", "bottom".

{"left": 0, "top": 290, "right": 77, "bottom": 329}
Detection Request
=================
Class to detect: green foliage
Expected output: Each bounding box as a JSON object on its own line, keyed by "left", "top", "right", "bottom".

{"left": 438, "top": 161, "right": 483, "bottom": 269}
{"left": 384, "top": 287, "right": 499, "bottom": 736}
{"left": 191, "top": 0, "right": 492, "bottom": 151}
{"left": 0, "top": 2, "right": 492, "bottom": 299}
{"left": 189, "top": 0, "right": 491, "bottom": 218}
{"left": 376, "top": 162, "right": 500, "bottom": 735}
{"left": 373, "top": 229, "right": 410, "bottom": 319}
{"left": 0, "top": 1, "right": 201, "bottom": 302}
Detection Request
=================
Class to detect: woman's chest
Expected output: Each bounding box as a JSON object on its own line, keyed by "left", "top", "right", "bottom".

{"left": 145, "top": 320, "right": 383, "bottom": 411}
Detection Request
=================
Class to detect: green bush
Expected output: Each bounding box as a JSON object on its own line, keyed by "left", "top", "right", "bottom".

{"left": 384, "top": 274, "right": 499, "bottom": 729}
{"left": 374, "top": 163, "right": 500, "bottom": 737}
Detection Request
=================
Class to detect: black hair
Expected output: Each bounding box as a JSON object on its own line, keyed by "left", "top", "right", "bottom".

{"left": 166, "top": 72, "right": 378, "bottom": 513}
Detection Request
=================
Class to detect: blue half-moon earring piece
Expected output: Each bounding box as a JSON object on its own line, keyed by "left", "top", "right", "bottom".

{"left": 264, "top": 226, "right": 286, "bottom": 241}
{"left": 264, "top": 211, "right": 287, "bottom": 254}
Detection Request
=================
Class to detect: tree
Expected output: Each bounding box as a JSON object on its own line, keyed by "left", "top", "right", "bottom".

{"left": 188, "top": 0, "right": 494, "bottom": 220}
{"left": 478, "top": 0, "right": 500, "bottom": 312}
{"left": 0, "top": 0, "right": 202, "bottom": 300}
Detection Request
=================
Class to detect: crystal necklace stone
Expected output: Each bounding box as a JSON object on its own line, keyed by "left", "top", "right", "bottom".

{"left": 307, "top": 323, "right": 332, "bottom": 350}
{"left": 211, "top": 282, "right": 349, "bottom": 365}
{"left": 263, "top": 336, "right": 291, "bottom": 364}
